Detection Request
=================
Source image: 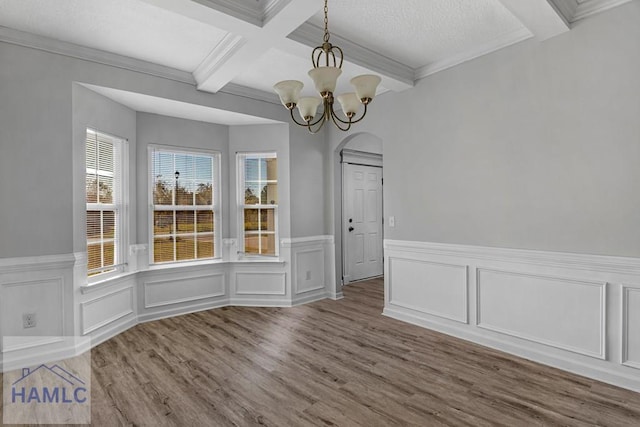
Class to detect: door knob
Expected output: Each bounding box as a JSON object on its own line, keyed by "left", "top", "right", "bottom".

{"left": 348, "top": 226, "right": 354, "bottom": 232}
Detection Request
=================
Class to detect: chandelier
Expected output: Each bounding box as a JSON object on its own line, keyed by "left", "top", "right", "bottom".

{"left": 273, "top": 0, "right": 381, "bottom": 133}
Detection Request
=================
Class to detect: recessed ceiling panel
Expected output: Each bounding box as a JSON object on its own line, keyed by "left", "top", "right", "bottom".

{"left": 231, "top": 48, "right": 388, "bottom": 99}
{"left": 0, "top": 0, "right": 229, "bottom": 71}
{"left": 307, "top": 0, "right": 527, "bottom": 68}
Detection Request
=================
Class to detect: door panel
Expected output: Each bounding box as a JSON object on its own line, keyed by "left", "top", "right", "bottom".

{"left": 344, "top": 163, "right": 383, "bottom": 282}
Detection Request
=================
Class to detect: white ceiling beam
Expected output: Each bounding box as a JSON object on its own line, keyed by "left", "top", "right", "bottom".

{"left": 196, "top": 0, "right": 322, "bottom": 93}
{"left": 498, "top": 0, "right": 570, "bottom": 41}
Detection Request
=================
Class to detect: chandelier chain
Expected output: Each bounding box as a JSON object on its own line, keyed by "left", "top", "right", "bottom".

{"left": 323, "top": 0, "right": 330, "bottom": 43}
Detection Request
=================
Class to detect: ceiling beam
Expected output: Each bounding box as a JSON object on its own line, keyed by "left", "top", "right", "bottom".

{"left": 498, "top": 0, "right": 570, "bottom": 41}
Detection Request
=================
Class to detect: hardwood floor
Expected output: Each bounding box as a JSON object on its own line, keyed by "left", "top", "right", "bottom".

{"left": 4, "top": 277, "right": 640, "bottom": 426}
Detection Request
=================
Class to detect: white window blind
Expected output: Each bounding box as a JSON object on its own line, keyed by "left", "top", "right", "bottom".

{"left": 238, "top": 152, "right": 278, "bottom": 256}
{"left": 150, "top": 148, "right": 219, "bottom": 264}
{"left": 86, "top": 129, "right": 124, "bottom": 276}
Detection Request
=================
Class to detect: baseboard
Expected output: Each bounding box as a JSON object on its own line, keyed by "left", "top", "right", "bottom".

{"left": 384, "top": 303, "right": 640, "bottom": 393}
{"left": 138, "top": 298, "right": 229, "bottom": 324}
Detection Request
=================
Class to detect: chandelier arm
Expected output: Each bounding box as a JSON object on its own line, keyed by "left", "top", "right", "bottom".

{"left": 333, "top": 45, "right": 344, "bottom": 68}
{"left": 329, "top": 102, "right": 369, "bottom": 125}
{"left": 330, "top": 110, "right": 352, "bottom": 132}
{"left": 289, "top": 107, "right": 326, "bottom": 129}
{"left": 303, "top": 108, "right": 328, "bottom": 134}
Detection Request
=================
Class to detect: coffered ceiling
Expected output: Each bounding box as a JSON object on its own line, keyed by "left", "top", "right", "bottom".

{"left": 0, "top": 0, "right": 633, "bottom": 106}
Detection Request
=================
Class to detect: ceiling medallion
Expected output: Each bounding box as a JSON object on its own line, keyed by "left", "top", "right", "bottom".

{"left": 273, "top": 0, "right": 381, "bottom": 133}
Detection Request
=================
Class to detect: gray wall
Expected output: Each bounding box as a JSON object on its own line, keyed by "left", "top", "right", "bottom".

{"left": 289, "top": 125, "right": 326, "bottom": 237}
{"left": 136, "top": 113, "right": 230, "bottom": 242}
{"left": 0, "top": 40, "right": 327, "bottom": 259}
{"left": 72, "top": 84, "right": 137, "bottom": 253}
{"left": 346, "top": 1, "right": 640, "bottom": 257}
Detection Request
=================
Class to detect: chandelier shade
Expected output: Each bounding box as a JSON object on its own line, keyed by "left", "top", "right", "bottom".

{"left": 297, "top": 97, "right": 322, "bottom": 121}
{"left": 273, "top": 0, "right": 381, "bottom": 133}
{"left": 273, "top": 80, "right": 303, "bottom": 108}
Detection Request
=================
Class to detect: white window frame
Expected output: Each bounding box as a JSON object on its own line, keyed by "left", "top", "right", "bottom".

{"left": 237, "top": 152, "right": 279, "bottom": 258}
{"left": 85, "top": 128, "right": 129, "bottom": 282}
{"left": 148, "top": 145, "right": 222, "bottom": 265}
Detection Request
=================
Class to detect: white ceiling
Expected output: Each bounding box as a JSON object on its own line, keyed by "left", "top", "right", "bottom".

{"left": 0, "top": 0, "right": 633, "bottom": 122}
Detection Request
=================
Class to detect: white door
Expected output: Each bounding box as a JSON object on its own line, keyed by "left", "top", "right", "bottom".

{"left": 343, "top": 163, "right": 383, "bottom": 283}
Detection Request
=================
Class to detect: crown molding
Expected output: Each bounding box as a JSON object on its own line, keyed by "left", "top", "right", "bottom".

{"left": 193, "top": 33, "right": 246, "bottom": 87}
{"left": 548, "top": 0, "right": 633, "bottom": 23}
{"left": 219, "top": 82, "right": 281, "bottom": 105}
{"left": 415, "top": 27, "right": 532, "bottom": 80}
{"left": 193, "top": 0, "right": 262, "bottom": 27}
{"left": 0, "top": 25, "right": 195, "bottom": 85}
{"left": 288, "top": 22, "right": 414, "bottom": 89}
{"left": 263, "top": 0, "right": 290, "bottom": 25}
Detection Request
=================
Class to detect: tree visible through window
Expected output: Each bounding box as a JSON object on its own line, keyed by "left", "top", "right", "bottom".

{"left": 239, "top": 153, "right": 278, "bottom": 256}
{"left": 86, "top": 129, "right": 123, "bottom": 276}
{"left": 151, "top": 148, "right": 219, "bottom": 263}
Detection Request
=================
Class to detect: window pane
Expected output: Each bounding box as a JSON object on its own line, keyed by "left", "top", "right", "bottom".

{"left": 260, "top": 208, "right": 276, "bottom": 232}
{"left": 103, "top": 211, "right": 116, "bottom": 239}
{"left": 98, "top": 176, "right": 114, "bottom": 204}
{"left": 175, "top": 154, "right": 195, "bottom": 180}
{"left": 176, "top": 211, "right": 194, "bottom": 234}
{"left": 196, "top": 211, "right": 213, "bottom": 233}
{"left": 266, "top": 158, "right": 277, "bottom": 181}
{"left": 86, "top": 211, "right": 101, "bottom": 240}
{"left": 87, "top": 243, "right": 102, "bottom": 271}
{"left": 97, "top": 139, "right": 114, "bottom": 173}
{"left": 262, "top": 183, "right": 278, "bottom": 205}
{"left": 244, "top": 235, "right": 260, "bottom": 254}
{"left": 196, "top": 234, "right": 213, "bottom": 259}
{"left": 103, "top": 241, "right": 115, "bottom": 267}
{"left": 245, "top": 183, "right": 261, "bottom": 205}
{"left": 195, "top": 182, "right": 212, "bottom": 205}
{"left": 154, "top": 211, "right": 174, "bottom": 235}
{"left": 86, "top": 175, "right": 97, "bottom": 203}
{"left": 154, "top": 237, "right": 174, "bottom": 263}
{"left": 176, "top": 236, "right": 195, "bottom": 260}
{"left": 263, "top": 234, "right": 276, "bottom": 256}
{"left": 176, "top": 179, "right": 194, "bottom": 206}
{"left": 86, "top": 134, "right": 97, "bottom": 170}
{"left": 153, "top": 179, "right": 173, "bottom": 205}
{"left": 244, "top": 209, "right": 259, "bottom": 231}
{"left": 244, "top": 158, "right": 259, "bottom": 181}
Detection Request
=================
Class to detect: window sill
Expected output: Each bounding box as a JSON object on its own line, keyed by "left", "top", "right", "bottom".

{"left": 81, "top": 270, "right": 137, "bottom": 295}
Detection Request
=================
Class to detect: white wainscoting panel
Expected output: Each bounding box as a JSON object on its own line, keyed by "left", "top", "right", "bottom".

{"left": 144, "top": 273, "right": 226, "bottom": 308}
{"left": 388, "top": 257, "right": 468, "bottom": 323}
{"left": 294, "top": 248, "right": 325, "bottom": 295}
{"left": 622, "top": 285, "right": 640, "bottom": 369}
{"left": 235, "top": 272, "right": 286, "bottom": 295}
{"left": 81, "top": 287, "right": 134, "bottom": 335}
{"left": 1, "top": 278, "right": 64, "bottom": 351}
{"left": 384, "top": 240, "right": 640, "bottom": 393}
{"left": 477, "top": 268, "right": 606, "bottom": 359}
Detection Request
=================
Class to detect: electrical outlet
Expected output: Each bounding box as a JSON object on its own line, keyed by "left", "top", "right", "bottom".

{"left": 23, "top": 313, "right": 37, "bottom": 329}
{"left": 306, "top": 271, "right": 311, "bottom": 280}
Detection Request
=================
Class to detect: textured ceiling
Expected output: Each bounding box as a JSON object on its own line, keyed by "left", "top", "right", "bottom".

{"left": 0, "top": 0, "right": 229, "bottom": 71}
{"left": 307, "top": 0, "right": 526, "bottom": 68}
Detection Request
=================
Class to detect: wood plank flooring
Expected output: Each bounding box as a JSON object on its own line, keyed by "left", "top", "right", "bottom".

{"left": 3, "top": 277, "right": 640, "bottom": 426}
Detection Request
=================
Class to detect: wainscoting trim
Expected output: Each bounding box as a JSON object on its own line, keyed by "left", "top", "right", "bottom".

{"left": 81, "top": 287, "right": 135, "bottom": 335}
{"left": 384, "top": 240, "right": 640, "bottom": 275}
{"left": 621, "top": 285, "right": 640, "bottom": 369}
{"left": 476, "top": 268, "right": 607, "bottom": 359}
